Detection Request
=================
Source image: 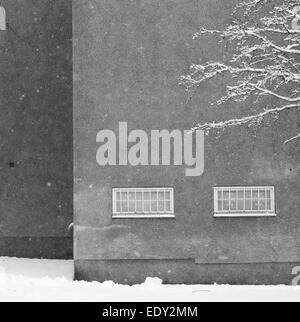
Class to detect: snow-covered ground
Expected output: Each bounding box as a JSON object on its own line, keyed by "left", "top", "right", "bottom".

{"left": 0, "top": 257, "right": 299, "bottom": 302}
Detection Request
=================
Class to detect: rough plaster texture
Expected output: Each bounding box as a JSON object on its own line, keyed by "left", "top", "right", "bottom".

{"left": 75, "top": 260, "right": 300, "bottom": 285}
{"left": 0, "top": 0, "right": 73, "bottom": 258}
{"left": 74, "top": 0, "right": 300, "bottom": 281}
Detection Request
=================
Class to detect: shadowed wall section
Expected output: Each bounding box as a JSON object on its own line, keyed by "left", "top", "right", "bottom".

{"left": 0, "top": 0, "right": 73, "bottom": 259}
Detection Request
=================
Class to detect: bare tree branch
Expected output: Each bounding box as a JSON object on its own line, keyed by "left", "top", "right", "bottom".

{"left": 191, "top": 104, "right": 300, "bottom": 132}
{"left": 181, "top": 0, "right": 300, "bottom": 142}
{"left": 285, "top": 133, "right": 300, "bottom": 144}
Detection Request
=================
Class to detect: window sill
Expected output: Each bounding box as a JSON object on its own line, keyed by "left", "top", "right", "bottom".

{"left": 112, "top": 214, "right": 176, "bottom": 219}
{"left": 214, "top": 213, "right": 277, "bottom": 218}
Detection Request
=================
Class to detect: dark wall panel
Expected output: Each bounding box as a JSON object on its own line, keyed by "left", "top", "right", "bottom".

{"left": 0, "top": 0, "right": 73, "bottom": 258}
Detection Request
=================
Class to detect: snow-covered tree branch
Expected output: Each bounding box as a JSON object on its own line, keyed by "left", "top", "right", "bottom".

{"left": 181, "top": 0, "right": 300, "bottom": 143}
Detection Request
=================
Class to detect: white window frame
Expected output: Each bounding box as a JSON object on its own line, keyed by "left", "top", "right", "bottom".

{"left": 214, "top": 186, "right": 277, "bottom": 217}
{"left": 112, "top": 187, "right": 175, "bottom": 219}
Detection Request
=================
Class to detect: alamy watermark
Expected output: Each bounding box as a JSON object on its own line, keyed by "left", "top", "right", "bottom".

{"left": 292, "top": 266, "right": 300, "bottom": 286}
{"left": 96, "top": 122, "right": 204, "bottom": 177}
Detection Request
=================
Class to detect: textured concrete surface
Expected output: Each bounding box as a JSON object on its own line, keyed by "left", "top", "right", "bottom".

{"left": 74, "top": 0, "right": 300, "bottom": 274}
{"left": 0, "top": 0, "right": 73, "bottom": 258}
{"left": 75, "top": 260, "right": 300, "bottom": 285}
{"left": 0, "top": 237, "right": 73, "bottom": 259}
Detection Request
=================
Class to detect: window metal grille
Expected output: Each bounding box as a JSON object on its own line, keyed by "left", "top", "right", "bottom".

{"left": 214, "top": 186, "right": 276, "bottom": 217}
{"left": 112, "top": 188, "right": 175, "bottom": 218}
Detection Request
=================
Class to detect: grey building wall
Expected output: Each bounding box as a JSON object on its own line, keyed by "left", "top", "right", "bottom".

{"left": 0, "top": 0, "right": 73, "bottom": 259}
{"left": 73, "top": 0, "right": 300, "bottom": 284}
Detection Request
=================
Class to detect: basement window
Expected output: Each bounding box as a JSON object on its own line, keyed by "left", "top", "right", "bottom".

{"left": 112, "top": 188, "right": 175, "bottom": 219}
{"left": 214, "top": 186, "right": 276, "bottom": 217}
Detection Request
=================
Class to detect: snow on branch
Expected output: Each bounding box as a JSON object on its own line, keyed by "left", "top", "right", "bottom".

{"left": 284, "top": 133, "right": 300, "bottom": 144}
{"left": 191, "top": 103, "right": 300, "bottom": 133}
{"left": 182, "top": 0, "right": 300, "bottom": 142}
